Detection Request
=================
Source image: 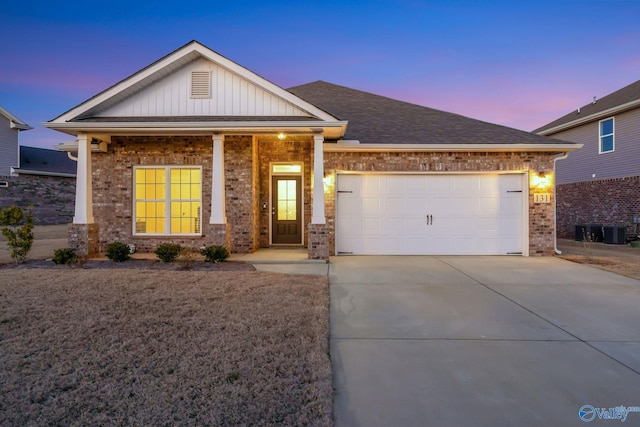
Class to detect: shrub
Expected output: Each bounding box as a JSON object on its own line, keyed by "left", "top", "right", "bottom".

{"left": 177, "top": 247, "right": 196, "bottom": 270}
{"left": 201, "top": 245, "right": 229, "bottom": 263}
{"left": 105, "top": 241, "right": 131, "bottom": 262}
{"left": 155, "top": 243, "right": 183, "bottom": 263}
{"left": 0, "top": 205, "right": 34, "bottom": 264}
{"left": 52, "top": 248, "right": 79, "bottom": 265}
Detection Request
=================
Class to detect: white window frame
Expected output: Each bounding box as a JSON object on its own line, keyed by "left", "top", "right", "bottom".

{"left": 133, "top": 166, "right": 203, "bottom": 236}
{"left": 599, "top": 117, "right": 615, "bottom": 154}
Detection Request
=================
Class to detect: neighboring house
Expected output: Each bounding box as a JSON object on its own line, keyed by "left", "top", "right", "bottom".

{"left": 0, "top": 105, "right": 31, "bottom": 176}
{"left": 1, "top": 146, "right": 77, "bottom": 225}
{"left": 0, "top": 106, "right": 76, "bottom": 224}
{"left": 45, "top": 40, "right": 579, "bottom": 259}
{"left": 535, "top": 80, "right": 640, "bottom": 239}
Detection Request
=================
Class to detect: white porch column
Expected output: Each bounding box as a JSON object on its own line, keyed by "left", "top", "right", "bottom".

{"left": 209, "top": 134, "right": 227, "bottom": 224}
{"left": 311, "top": 133, "right": 326, "bottom": 224}
{"left": 73, "top": 134, "right": 94, "bottom": 224}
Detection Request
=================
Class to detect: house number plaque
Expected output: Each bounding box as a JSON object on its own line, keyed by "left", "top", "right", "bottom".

{"left": 534, "top": 193, "right": 551, "bottom": 204}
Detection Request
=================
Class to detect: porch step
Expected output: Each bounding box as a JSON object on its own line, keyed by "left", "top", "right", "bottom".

{"left": 229, "top": 248, "right": 327, "bottom": 264}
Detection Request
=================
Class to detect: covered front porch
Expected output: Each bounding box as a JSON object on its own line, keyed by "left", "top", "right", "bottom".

{"left": 61, "top": 131, "right": 334, "bottom": 260}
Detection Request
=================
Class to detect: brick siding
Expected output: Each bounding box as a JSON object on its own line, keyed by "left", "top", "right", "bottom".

{"left": 556, "top": 176, "right": 640, "bottom": 239}
{"left": 224, "top": 135, "right": 259, "bottom": 253}
{"left": 89, "top": 136, "right": 559, "bottom": 257}
{"left": 257, "top": 137, "right": 312, "bottom": 247}
{"left": 0, "top": 175, "right": 75, "bottom": 225}
{"left": 92, "top": 136, "right": 219, "bottom": 253}
{"left": 323, "top": 151, "right": 557, "bottom": 256}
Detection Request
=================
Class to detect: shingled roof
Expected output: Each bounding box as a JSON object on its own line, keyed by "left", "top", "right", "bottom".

{"left": 15, "top": 146, "right": 76, "bottom": 177}
{"left": 534, "top": 79, "right": 640, "bottom": 135}
{"left": 288, "top": 81, "right": 565, "bottom": 145}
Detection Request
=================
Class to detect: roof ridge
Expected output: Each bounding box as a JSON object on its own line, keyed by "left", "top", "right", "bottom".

{"left": 534, "top": 78, "right": 640, "bottom": 134}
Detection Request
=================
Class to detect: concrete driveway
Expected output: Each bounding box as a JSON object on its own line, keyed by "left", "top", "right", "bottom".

{"left": 330, "top": 256, "right": 640, "bottom": 426}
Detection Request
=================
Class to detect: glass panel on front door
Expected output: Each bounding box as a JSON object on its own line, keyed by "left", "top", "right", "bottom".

{"left": 277, "top": 180, "right": 297, "bottom": 220}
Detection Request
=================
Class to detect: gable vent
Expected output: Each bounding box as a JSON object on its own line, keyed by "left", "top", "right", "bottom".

{"left": 191, "top": 71, "right": 211, "bottom": 99}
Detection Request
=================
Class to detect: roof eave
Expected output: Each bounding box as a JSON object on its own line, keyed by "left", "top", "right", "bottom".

{"left": 43, "top": 120, "right": 349, "bottom": 139}
{"left": 10, "top": 122, "right": 33, "bottom": 131}
{"left": 0, "top": 106, "right": 31, "bottom": 130}
{"left": 11, "top": 168, "right": 76, "bottom": 178}
{"left": 324, "top": 142, "right": 583, "bottom": 153}
{"left": 537, "top": 99, "right": 640, "bottom": 135}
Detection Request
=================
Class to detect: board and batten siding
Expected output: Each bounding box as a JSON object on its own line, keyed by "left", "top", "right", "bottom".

{"left": 98, "top": 57, "right": 310, "bottom": 118}
{"left": 0, "top": 115, "right": 19, "bottom": 176}
{"left": 553, "top": 107, "right": 640, "bottom": 184}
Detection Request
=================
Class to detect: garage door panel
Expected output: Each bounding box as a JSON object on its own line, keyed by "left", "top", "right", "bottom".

{"left": 338, "top": 217, "right": 362, "bottom": 232}
{"left": 336, "top": 174, "right": 524, "bottom": 255}
{"left": 386, "top": 197, "right": 408, "bottom": 214}
{"left": 362, "top": 197, "right": 381, "bottom": 214}
{"left": 500, "top": 217, "right": 521, "bottom": 235}
{"left": 448, "top": 197, "right": 473, "bottom": 212}
{"left": 339, "top": 197, "right": 361, "bottom": 213}
{"left": 360, "top": 238, "right": 385, "bottom": 254}
{"left": 500, "top": 197, "right": 522, "bottom": 215}
{"left": 405, "top": 197, "right": 427, "bottom": 212}
{"left": 361, "top": 176, "right": 382, "bottom": 194}
{"left": 453, "top": 178, "right": 476, "bottom": 196}
{"left": 476, "top": 216, "right": 500, "bottom": 233}
{"left": 478, "top": 197, "right": 499, "bottom": 214}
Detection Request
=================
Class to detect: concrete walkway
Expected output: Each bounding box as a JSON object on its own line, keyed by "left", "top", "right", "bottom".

{"left": 330, "top": 256, "right": 640, "bottom": 426}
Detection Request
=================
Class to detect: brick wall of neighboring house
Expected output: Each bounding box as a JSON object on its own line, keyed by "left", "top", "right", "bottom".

{"left": 556, "top": 175, "right": 640, "bottom": 239}
{"left": 0, "top": 175, "right": 75, "bottom": 224}
{"left": 257, "top": 136, "right": 312, "bottom": 248}
{"left": 323, "top": 151, "right": 558, "bottom": 256}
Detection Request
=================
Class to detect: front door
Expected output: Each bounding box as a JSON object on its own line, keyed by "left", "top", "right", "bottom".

{"left": 272, "top": 175, "right": 302, "bottom": 244}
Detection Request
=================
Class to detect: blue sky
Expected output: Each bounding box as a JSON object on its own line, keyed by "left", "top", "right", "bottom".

{"left": 1, "top": 0, "right": 639, "bottom": 148}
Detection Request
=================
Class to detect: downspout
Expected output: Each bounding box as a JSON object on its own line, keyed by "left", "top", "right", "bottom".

{"left": 67, "top": 151, "right": 78, "bottom": 162}
{"left": 553, "top": 152, "right": 569, "bottom": 255}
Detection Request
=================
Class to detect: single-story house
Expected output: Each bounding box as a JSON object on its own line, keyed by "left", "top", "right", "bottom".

{"left": 45, "top": 40, "right": 580, "bottom": 259}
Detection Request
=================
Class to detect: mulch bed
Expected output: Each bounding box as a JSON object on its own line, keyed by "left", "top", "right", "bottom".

{"left": 0, "top": 259, "right": 255, "bottom": 271}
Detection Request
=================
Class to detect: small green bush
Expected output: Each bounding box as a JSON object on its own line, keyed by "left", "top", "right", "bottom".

{"left": 106, "top": 241, "right": 131, "bottom": 262}
{"left": 0, "top": 205, "right": 34, "bottom": 264}
{"left": 155, "top": 243, "right": 183, "bottom": 263}
{"left": 52, "top": 248, "right": 79, "bottom": 265}
{"left": 201, "top": 245, "right": 229, "bottom": 263}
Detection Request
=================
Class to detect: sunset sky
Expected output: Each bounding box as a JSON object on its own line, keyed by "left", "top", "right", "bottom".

{"left": 1, "top": 0, "right": 639, "bottom": 148}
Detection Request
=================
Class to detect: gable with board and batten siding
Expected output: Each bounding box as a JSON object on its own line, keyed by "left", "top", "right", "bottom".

{"left": 96, "top": 57, "right": 312, "bottom": 118}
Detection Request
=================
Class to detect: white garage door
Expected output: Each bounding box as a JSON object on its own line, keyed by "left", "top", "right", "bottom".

{"left": 336, "top": 174, "right": 525, "bottom": 255}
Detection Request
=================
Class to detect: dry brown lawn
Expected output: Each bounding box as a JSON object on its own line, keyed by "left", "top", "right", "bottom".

{"left": 0, "top": 269, "right": 332, "bottom": 426}
{"left": 559, "top": 255, "right": 640, "bottom": 280}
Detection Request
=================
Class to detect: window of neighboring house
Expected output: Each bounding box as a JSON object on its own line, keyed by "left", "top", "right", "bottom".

{"left": 134, "top": 167, "right": 202, "bottom": 235}
{"left": 599, "top": 117, "right": 614, "bottom": 153}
